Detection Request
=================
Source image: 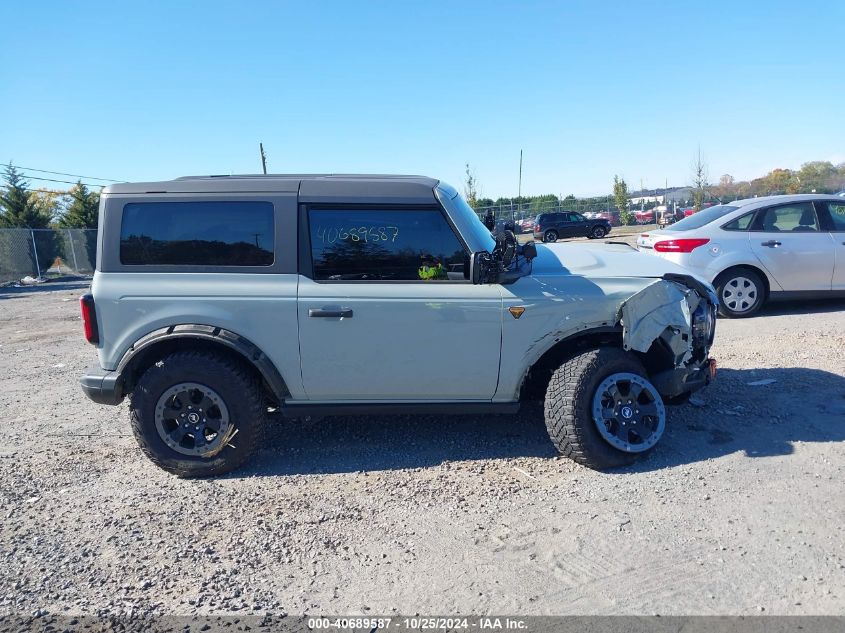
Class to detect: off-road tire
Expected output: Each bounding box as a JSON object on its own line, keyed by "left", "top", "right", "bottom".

{"left": 544, "top": 347, "right": 658, "bottom": 469}
{"left": 544, "top": 230, "right": 558, "bottom": 243}
{"left": 129, "top": 351, "right": 265, "bottom": 477}
{"left": 715, "top": 267, "right": 765, "bottom": 318}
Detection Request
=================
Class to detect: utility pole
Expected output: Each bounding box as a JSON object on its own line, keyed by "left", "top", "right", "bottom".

{"left": 259, "top": 143, "right": 268, "bottom": 175}
{"left": 511, "top": 150, "right": 522, "bottom": 219}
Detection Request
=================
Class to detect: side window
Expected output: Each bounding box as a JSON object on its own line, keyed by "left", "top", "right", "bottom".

{"left": 120, "top": 201, "right": 274, "bottom": 266}
{"left": 825, "top": 202, "right": 845, "bottom": 231}
{"left": 722, "top": 212, "right": 755, "bottom": 231}
{"left": 308, "top": 208, "right": 468, "bottom": 281}
{"left": 751, "top": 202, "right": 819, "bottom": 232}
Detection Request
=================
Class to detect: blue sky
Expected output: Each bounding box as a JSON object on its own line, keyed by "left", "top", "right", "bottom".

{"left": 2, "top": 0, "right": 843, "bottom": 198}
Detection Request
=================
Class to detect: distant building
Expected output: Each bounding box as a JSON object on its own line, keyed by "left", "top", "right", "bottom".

{"left": 664, "top": 187, "right": 693, "bottom": 204}
{"left": 629, "top": 187, "right": 693, "bottom": 206}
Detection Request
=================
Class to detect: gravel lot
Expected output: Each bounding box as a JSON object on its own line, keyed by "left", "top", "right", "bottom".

{"left": 1, "top": 277, "right": 844, "bottom": 619}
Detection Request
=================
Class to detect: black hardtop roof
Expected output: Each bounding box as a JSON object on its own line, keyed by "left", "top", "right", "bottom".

{"left": 102, "top": 174, "right": 441, "bottom": 202}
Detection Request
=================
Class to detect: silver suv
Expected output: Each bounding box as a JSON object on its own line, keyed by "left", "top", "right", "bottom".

{"left": 79, "top": 174, "right": 717, "bottom": 477}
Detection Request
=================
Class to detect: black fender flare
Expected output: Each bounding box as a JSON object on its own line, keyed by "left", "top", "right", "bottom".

{"left": 116, "top": 324, "right": 289, "bottom": 400}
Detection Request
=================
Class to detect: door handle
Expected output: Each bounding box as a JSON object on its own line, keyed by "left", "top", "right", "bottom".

{"left": 309, "top": 308, "right": 353, "bottom": 318}
{"left": 761, "top": 240, "right": 781, "bottom": 248}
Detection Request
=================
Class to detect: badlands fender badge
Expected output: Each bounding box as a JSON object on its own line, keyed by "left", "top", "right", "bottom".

{"left": 508, "top": 306, "right": 526, "bottom": 319}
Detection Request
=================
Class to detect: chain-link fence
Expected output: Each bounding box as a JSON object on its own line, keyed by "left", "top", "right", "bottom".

{"left": 0, "top": 228, "right": 97, "bottom": 284}
{"left": 474, "top": 199, "right": 615, "bottom": 223}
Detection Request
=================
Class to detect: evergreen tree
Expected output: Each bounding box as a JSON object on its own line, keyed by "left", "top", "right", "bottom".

{"left": 0, "top": 163, "right": 50, "bottom": 228}
{"left": 59, "top": 181, "right": 100, "bottom": 228}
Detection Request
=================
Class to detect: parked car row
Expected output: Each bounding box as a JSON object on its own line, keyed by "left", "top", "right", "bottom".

{"left": 584, "top": 210, "right": 621, "bottom": 226}
{"left": 637, "top": 194, "right": 845, "bottom": 317}
{"left": 515, "top": 217, "right": 535, "bottom": 233}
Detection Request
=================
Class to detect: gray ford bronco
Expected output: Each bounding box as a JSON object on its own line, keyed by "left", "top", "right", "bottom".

{"left": 79, "top": 174, "right": 717, "bottom": 477}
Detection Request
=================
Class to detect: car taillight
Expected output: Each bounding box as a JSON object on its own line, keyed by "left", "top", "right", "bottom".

{"left": 535, "top": 224, "right": 541, "bottom": 231}
{"left": 653, "top": 238, "right": 710, "bottom": 253}
{"left": 80, "top": 294, "right": 99, "bottom": 344}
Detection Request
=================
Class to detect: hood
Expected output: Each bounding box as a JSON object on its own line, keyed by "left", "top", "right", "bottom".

{"left": 531, "top": 242, "right": 707, "bottom": 282}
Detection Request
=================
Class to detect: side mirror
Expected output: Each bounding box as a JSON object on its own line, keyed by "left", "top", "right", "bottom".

{"left": 499, "top": 230, "right": 517, "bottom": 268}
{"left": 521, "top": 241, "right": 537, "bottom": 262}
{"left": 470, "top": 251, "right": 491, "bottom": 284}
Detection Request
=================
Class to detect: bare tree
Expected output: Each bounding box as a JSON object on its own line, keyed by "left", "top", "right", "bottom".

{"left": 464, "top": 163, "right": 478, "bottom": 209}
{"left": 691, "top": 148, "right": 709, "bottom": 211}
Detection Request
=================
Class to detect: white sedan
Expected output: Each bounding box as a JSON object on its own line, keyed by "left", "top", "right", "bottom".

{"left": 637, "top": 194, "right": 845, "bottom": 317}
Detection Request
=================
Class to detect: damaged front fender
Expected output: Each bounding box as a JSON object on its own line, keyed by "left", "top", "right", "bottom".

{"left": 619, "top": 277, "right": 711, "bottom": 367}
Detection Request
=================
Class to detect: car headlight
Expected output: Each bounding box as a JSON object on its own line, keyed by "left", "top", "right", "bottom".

{"left": 692, "top": 302, "right": 716, "bottom": 350}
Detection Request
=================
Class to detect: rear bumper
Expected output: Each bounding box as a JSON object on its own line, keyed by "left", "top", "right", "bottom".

{"left": 80, "top": 365, "right": 124, "bottom": 405}
{"left": 651, "top": 358, "right": 715, "bottom": 399}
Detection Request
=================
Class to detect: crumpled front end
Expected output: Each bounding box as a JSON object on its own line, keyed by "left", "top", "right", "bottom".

{"left": 619, "top": 274, "right": 717, "bottom": 398}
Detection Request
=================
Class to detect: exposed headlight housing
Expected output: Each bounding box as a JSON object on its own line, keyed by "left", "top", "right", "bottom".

{"left": 691, "top": 302, "right": 716, "bottom": 350}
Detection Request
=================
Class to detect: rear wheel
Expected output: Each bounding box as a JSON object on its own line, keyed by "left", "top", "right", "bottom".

{"left": 544, "top": 347, "right": 666, "bottom": 469}
{"left": 544, "top": 230, "right": 558, "bottom": 242}
{"left": 715, "top": 268, "right": 764, "bottom": 318}
{"left": 129, "top": 351, "right": 266, "bottom": 477}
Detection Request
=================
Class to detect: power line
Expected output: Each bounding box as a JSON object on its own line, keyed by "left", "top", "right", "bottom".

{"left": 13, "top": 165, "right": 123, "bottom": 183}
{"left": 31, "top": 188, "right": 75, "bottom": 195}
{"left": 20, "top": 175, "right": 107, "bottom": 188}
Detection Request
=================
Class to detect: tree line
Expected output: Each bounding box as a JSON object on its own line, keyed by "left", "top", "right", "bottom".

{"left": 0, "top": 163, "right": 100, "bottom": 230}
{"left": 710, "top": 161, "right": 845, "bottom": 201}
{"left": 464, "top": 158, "right": 845, "bottom": 222}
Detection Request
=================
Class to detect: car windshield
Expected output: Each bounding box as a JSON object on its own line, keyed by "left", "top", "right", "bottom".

{"left": 435, "top": 182, "right": 496, "bottom": 253}
{"left": 663, "top": 205, "right": 739, "bottom": 231}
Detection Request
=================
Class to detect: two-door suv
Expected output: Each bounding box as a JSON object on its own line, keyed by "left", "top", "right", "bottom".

{"left": 80, "top": 174, "right": 717, "bottom": 477}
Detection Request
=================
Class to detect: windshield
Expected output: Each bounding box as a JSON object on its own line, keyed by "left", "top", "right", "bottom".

{"left": 663, "top": 205, "right": 739, "bottom": 231}
{"left": 435, "top": 182, "right": 496, "bottom": 253}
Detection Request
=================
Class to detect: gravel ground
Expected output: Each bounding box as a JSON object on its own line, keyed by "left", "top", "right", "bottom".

{"left": 1, "top": 278, "right": 844, "bottom": 619}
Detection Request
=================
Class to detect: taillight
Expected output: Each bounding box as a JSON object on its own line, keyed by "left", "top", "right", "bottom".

{"left": 653, "top": 238, "right": 710, "bottom": 253}
{"left": 80, "top": 294, "right": 99, "bottom": 344}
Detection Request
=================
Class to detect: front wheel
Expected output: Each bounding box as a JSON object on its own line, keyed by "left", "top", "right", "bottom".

{"left": 129, "top": 351, "right": 266, "bottom": 477}
{"left": 544, "top": 347, "right": 666, "bottom": 469}
{"left": 715, "top": 268, "right": 764, "bottom": 318}
{"left": 543, "top": 230, "right": 558, "bottom": 242}
{"left": 591, "top": 225, "right": 607, "bottom": 239}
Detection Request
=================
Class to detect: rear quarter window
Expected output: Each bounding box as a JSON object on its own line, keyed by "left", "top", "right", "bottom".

{"left": 120, "top": 201, "right": 274, "bottom": 266}
{"left": 722, "top": 212, "right": 755, "bottom": 231}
